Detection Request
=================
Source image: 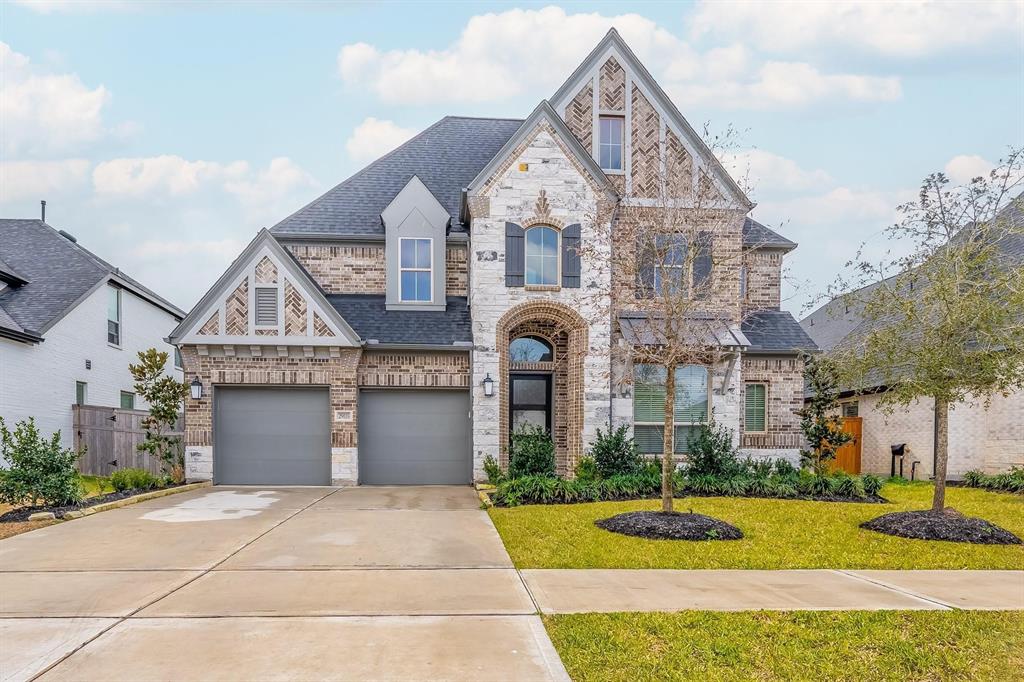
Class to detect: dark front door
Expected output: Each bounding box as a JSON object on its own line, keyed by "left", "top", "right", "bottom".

{"left": 509, "top": 373, "right": 551, "bottom": 434}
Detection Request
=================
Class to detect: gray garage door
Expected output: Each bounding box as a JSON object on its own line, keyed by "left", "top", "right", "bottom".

{"left": 359, "top": 390, "right": 471, "bottom": 485}
{"left": 214, "top": 387, "right": 330, "bottom": 485}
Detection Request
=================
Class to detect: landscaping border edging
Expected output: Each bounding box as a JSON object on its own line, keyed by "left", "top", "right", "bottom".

{"left": 62, "top": 481, "right": 212, "bottom": 519}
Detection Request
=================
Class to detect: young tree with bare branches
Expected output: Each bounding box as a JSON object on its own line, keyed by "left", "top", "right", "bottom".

{"left": 829, "top": 149, "right": 1024, "bottom": 514}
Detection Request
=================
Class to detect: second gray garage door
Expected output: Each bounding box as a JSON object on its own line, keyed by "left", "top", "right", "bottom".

{"left": 214, "top": 387, "right": 330, "bottom": 485}
{"left": 359, "top": 390, "right": 471, "bottom": 485}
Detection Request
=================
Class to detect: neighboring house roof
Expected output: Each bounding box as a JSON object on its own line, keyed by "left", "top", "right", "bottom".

{"left": 741, "top": 310, "right": 818, "bottom": 354}
{"left": 743, "top": 217, "right": 797, "bottom": 251}
{"left": 271, "top": 116, "right": 523, "bottom": 239}
{"left": 326, "top": 294, "right": 472, "bottom": 347}
{"left": 0, "top": 219, "right": 184, "bottom": 344}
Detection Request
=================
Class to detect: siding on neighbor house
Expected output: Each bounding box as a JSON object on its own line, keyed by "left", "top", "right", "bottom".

{"left": 0, "top": 284, "right": 182, "bottom": 450}
{"left": 850, "top": 390, "right": 1024, "bottom": 479}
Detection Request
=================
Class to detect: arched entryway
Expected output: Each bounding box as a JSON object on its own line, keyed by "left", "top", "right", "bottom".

{"left": 496, "top": 301, "right": 588, "bottom": 475}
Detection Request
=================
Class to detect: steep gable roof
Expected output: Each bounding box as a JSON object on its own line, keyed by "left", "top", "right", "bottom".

{"left": 271, "top": 116, "right": 522, "bottom": 239}
{"left": 466, "top": 100, "right": 617, "bottom": 199}
{"left": 0, "top": 219, "right": 183, "bottom": 342}
{"left": 743, "top": 217, "right": 797, "bottom": 251}
{"left": 550, "top": 28, "right": 753, "bottom": 210}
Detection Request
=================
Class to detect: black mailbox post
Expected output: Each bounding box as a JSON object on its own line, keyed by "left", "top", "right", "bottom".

{"left": 890, "top": 443, "right": 906, "bottom": 478}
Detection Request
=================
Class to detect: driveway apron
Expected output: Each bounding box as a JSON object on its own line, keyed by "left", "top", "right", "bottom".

{"left": 0, "top": 486, "right": 568, "bottom": 682}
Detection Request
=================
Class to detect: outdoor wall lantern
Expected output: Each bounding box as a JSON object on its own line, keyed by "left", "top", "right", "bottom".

{"left": 189, "top": 376, "right": 204, "bottom": 400}
{"left": 482, "top": 373, "right": 494, "bottom": 397}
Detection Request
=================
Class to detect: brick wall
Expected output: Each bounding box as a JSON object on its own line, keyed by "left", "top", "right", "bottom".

{"left": 286, "top": 242, "right": 468, "bottom": 297}
{"left": 743, "top": 249, "right": 782, "bottom": 312}
{"left": 358, "top": 350, "right": 469, "bottom": 388}
{"left": 739, "top": 355, "right": 806, "bottom": 459}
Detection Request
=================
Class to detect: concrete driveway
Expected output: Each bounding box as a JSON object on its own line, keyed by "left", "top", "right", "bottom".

{"left": 0, "top": 486, "right": 568, "bottom": 682}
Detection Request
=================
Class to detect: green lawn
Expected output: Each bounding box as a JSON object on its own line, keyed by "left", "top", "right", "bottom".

{"left": 489, "top": 482, "right": 1024, "bottom": 569}
{"left": 544, "top": 610, "right": 1024, "bottom": 682}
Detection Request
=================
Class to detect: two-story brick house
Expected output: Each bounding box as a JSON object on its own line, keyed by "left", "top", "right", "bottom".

{"left": 168, "top": 30, "right": 816, "bottom": 486}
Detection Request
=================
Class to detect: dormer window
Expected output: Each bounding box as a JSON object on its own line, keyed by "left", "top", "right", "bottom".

{"left": 400, "top": 238, "right": 432, "bottom": 302}
{"left": 599, "top": 116, "right": 624, "bottom": 171}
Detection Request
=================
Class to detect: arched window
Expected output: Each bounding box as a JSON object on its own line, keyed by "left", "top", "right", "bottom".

{"left": 525, "top": 226, "right": 559, "bottom": 285}
{"left": 509, "top": 336, "right": 553, "bottom": 363}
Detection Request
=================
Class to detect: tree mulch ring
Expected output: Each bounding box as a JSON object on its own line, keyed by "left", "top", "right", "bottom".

{"left": 0, "top": 484, "right": 182, "bottom": 523}
{"left": 860, "top": 508, "right": 1022, "bottom": 545}
{"left": 595, "top": 510, "right": 743, "bottom": 541}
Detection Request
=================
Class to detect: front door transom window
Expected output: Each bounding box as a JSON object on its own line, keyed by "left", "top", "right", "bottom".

{"left": 525, "top": 226, "right": 559, "bottom": 286}
{"left": 510, "top": 336, "right": 553, "bottom": 363}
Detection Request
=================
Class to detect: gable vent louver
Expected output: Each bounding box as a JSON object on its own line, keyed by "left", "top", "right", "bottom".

{"left": 255, "top": 287, "right": 278, "bottom": 326}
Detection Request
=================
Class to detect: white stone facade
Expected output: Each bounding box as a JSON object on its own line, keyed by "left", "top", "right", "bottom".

{"left": 469, "top": 128, "right": 612, "bottom": 479}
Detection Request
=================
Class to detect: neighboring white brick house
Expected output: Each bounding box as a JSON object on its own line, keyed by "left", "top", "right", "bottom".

{"left": 0, "top": 219, "right": 184, "bottom": 451}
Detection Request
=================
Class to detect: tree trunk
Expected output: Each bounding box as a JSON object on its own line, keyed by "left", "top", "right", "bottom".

{"left": 662, "top": 363, "right": 676, "bottom": 513}
{"left": 932, "top": 397, "right": 949, "bottom": 511}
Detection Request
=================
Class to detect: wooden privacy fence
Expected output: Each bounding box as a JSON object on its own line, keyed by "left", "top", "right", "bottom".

{"left": 73, "top": 404, "right": 183, "bottom": 477}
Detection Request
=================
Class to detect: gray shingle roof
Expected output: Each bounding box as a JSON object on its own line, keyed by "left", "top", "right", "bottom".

{"left": 742, "top": 309, "right": 818, "bottom": 353}
{"left": 271, "top": 116, "right": 524, "bottom": 238}
{"left": 0, "top": 219, "right": 184, "bottom": 340}
{"left": 326, "top": 294, "right": 471, "bottom": 346}
{"left": 743, "top": 217, "right": 797, "bottom": 250}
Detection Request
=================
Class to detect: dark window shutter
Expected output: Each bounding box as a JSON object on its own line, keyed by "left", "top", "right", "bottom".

{"left": 505, "top": 222, "right": 525, "bottom": 287}
{"left": 635, "top": 237, "right": 655, "bottom": 298}
{"left": 693, "top": 231, "right": 713, "bottom": 299}
{"left": 561, "top": 223, "right": 581, "bottom": 288}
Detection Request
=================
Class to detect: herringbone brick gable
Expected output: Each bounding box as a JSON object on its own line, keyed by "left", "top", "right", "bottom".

{"left": 313, "top": 311, "right": 334, "bottom": 337}
{"left": 599, "top": 57, "right": 625, "bottom": 111}
{"left": 198, "top": 311, "right": 219, "bottom": 335}
{"left": 284, "top": 280, "right": 307, "bottom": 336}
{"left": 631, "top": 84, "right": 659, "bottom": 198}
{"left": 225, "top": 278, "right": 248, "bottom": 336}
{"left": 255, "top": 256, "right": 277, "bottom": 284}
{"left": 565, "top": 82, "right": 593, "bottom": 150}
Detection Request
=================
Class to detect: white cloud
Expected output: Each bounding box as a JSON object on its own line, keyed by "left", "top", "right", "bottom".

{"left": 0, "top": 159, "right": 90, "bottom": 201}
{"left": 344, "top": 118, "right": 417, "bottom": 163}
{"left": 757, "top": 186, "right": 912, "bottom": 227}
{"left": 944, "top": 154, "right": 994, "bottom": 184}
{"left": 92, "top": 155, "right": 248, "bottom": 197}
{"left": 722, "top": 150, "right": 833, "bottom": 193}
{"left": 336, "top": 6, "right": 899, "bottom": 110}
{"left": 1, "top": 42, "right": 112, "bottom": 157}
{"left": 689, "top": 0, "right": 1021, "bottom": 58}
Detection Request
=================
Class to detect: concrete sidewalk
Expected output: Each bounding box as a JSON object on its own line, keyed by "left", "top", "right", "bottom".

{"left": 521, "top": 569, "right": 1024, "bottom": 613}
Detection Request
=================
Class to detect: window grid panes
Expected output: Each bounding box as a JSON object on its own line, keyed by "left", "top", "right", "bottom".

{"left": 107, "top": 286, "right": 121, "bottom": 345}
{"left": 745, "top": 383, "right": 767, "bottom": 433}
{"left": 842, "top": 401, "right": 859, "bottom": 417}
{"left": 652, "top": 235, "right": 688, "bottom": 296}
{"left": 633, "top": 364, "right": 709, "bottom": 454}
{"left": 76, "top": 381, "right": 87, "bottom": 406}
{"left": 400, "top": 238, "right": 432, "bottom": 302}
{"left": 525, "top": 226, "right": 559, "bottom": 286}
{"left": 599, "top": 117, "right": 624, "bottom": 170}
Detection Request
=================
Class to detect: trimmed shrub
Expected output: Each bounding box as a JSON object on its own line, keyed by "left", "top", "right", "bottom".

{"left": 589, "top": 425, "right": 643, "bottom": 477}
{"left": 961, "top": 467, "right": 1024, "bottom": 494}
{"left": 0, "top": 417, "right": 82, "bottom": 507}
{"left": 508, "top": 425, "right": 556, "bottom": 478}
{"left": 574, "top": 456, "right": 599, "bottom": 482}
{"left": 482, "top": 455, "right": 505, "bottom": 485}
{"left": 110, "top": 468, "right": 160, "bottom": 492}
{"left": 685, "top": 423, "right": 741, "bottom": 478}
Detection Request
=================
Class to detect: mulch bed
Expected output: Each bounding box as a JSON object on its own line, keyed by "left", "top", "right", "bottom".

{"left": 0, "top": 484, "right": 182, "bottom": 523}
{"left": 595, "top": 510, "right": 743, "bottom": 541}
{"left": 860, "top": 509, "right": 1023, "bottom": 545}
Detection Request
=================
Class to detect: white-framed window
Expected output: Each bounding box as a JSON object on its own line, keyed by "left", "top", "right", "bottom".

{"left": 599, "top": 116, "right": 624, "bottom": 171}
{"left": 652, "top": 234, "right": 688, "bottom": 296}
{"left": 76, "top": 381, "right": 88, "bottom": 406}
{"left": 120, "top": 391, "right": 135, "bottom": 410}
{"left": 744, "top": 382, "right": 767, "bottom": 434}
{"left": 400, "top": 238, "right": 432, "bottom": 302}
{"left": 255, "top": 287, "right": 278, "bottom": 327}
{"left": 107, "top": 285, "right": 121, "bottom": 346}
{"left": 174, "top": 347, "right": 183, "bottom": 370}
{"left": 633, "top": 364, "right": 710, "bottom": 454}
{"left": 525, "top": 226, "right": 559, "bottom": 286}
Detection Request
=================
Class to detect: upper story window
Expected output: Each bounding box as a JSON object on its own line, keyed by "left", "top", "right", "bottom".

{"left": 107, "top": 286, "right": 121, "bottom": 346}
{"left": 174, "top": 347, "right": 183, "bottom": 370}
{"left": 400, "top": 238, "right": 432, "bottom": 302}
{"left": 599, "top": 116, "right": 624, "bottom": 171}
{"left": 510, "top": 336, "right": 553, "bottom": 363}
{"left": 525, "top": 226, "right": 559, "bottom": 286}
{"left": 739, "top": 265, "right": 748, "bottom": 300}
{"left": 653, "top": 235, "right": 688, "bottom": 296}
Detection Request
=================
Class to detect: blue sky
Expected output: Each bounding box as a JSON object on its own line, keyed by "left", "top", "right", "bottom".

{"left": 2, "top": 1, "right": 1021, "bottom": 312}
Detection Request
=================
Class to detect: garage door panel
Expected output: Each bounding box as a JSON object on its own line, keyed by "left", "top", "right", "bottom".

{"left": 359, "top": 390, "right": 470, "bottom": 485}
{"left": 215, "top": 387, "right": 330, "bottom": 486}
